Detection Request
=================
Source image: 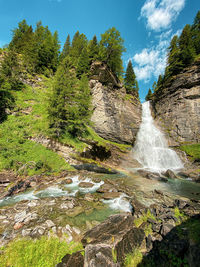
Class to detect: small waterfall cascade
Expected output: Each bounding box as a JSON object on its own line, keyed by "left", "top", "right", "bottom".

{"left": 133, "top": 101, "right": 183, "bottom": 172}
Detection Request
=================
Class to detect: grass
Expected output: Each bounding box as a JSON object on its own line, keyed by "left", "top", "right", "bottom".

{"left": 174, "top": 207, "right": 187, "bottom": 225}
{"left": 0, "top": 236, "right": 83, "bottom": 267}
{"left": 134, "top": 210, "right": 156, "bottom": 228}
{"left": 85, "top": 126, "right": 131, "bottom": 152}
{"left": 124, "top": 248, "right": 143, "bottom": 267}
{"left": 0, "top": 81, "right": 73, "bottom": 175}
{"left": 180, "top": 144, "right": 200, "bottom": 161}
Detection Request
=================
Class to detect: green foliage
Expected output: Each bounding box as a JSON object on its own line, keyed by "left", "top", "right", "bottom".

{"left": 165, "top": 35, "right": 184, "bottom": 79}
{"left": 174, "top": 207, "right": 187, "bottom": 225}
{"left": 0, "top": 50, "right": 23, "bottom": 122}
{"left": 0, "top": 116, "right": 71, "bottom": 174}
{"left": 9, "top": 20, "right": 60, "bottom": 75}
{"left": 179, "top": 24, "right": 196, "bottom": 67}
{"left": 87, "top": 35, "right": 99, "bottom": 63}
{"left": 76, "top": 47, "right": 90, "bottom": 78}
{"left": 99, "top": 27, "right": 126, "bottom": 77}
{"left": 48, "top": 58, "right": 92, "bottom": 138}
{"left": 145, "top": 88, "right": 153, "bottom": 101}
{"left": 124, "top": 248, "right": 143, "bottom": 267}
{"left": 70, "top": 31, "right": 88, "bottom": 66}
{"left": 0, "top": 236, "right": 83, "bottom": 267}
{"left": 180, "top": 144, "right": 200, "bottom": 161}
{"left": 134, "top": 210, "right": 156, "bottom": 228}
{"left": 124, "top": 60, "right": 139, "bottom": 95}
{"left": 60, "top": 34, "right": 71, "bottom": 61}
{"left": 191, "top": 11, "right": 200, "bottom": 55}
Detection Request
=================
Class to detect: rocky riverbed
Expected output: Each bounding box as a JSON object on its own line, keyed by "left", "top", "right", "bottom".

{"left": 0, "top": 167, "right": 200, "bottom": 266}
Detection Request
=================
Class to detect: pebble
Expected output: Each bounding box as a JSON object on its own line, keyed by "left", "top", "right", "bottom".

{"left": 45, "top": 220, "right": 55, "bottom": 228}
{"left": 14, "top": 222, "right": 24, "bottom": 230}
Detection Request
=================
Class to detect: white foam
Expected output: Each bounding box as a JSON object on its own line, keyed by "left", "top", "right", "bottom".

{"left": 133, "top": 101, "right": 183, "bottom": 172}
{"left": 102, "top": 194, "right": 132, "bottom": 213}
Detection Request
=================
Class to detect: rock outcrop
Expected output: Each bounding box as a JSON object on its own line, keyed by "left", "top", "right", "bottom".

{"left": 90, "top": 61, "right": 141, "bottom": 145}
{"left": 152, "top": 59, "right": 200, "bottom": 144}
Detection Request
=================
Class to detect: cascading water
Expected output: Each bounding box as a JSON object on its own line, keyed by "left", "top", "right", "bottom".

{"left": 133, "top": 101, "right": 183, "bottom": 172}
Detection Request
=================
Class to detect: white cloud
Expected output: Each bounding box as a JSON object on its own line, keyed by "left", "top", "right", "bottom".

{"left": 129, "top": 32, "right": 171, "bottom": 82}
{"left": 141, "top": 0, "right": 185, "bottom": 31}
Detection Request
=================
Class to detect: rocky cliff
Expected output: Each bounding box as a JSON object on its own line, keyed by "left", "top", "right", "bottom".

{"left": 152, "top": 59, "right": 200, "bottom": 144}
{"left": 89, "top": 62, "right": 141, "bottom": 145}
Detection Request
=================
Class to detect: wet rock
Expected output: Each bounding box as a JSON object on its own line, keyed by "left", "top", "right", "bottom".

{"left": 164, "top": 169, "right": 179, "bottom": 179}
{"left": 84, "top": 244, "right": 119, "bottom": 267}
{"left": 101, "top": 192, "right": 121, "bottom": 200}
{"left": 78, "top": 182, "right": 94, "bottom": 188}
{"left": 97, "top": 183, "right": 118, "bottom": 193}
{"left": 72, "top": 164, "right": 118, "bottom": 174}
{"left": 84, "top": 193, "right": 94, "bottom": 202}
{"left": 65, "top": 178, "right": 73, "bottom": 184}
{"left": 67, "top": 206, "right": 84, "bottom": 217}
{"left": 154, "top": 189, "right": 164, "bottom": 195}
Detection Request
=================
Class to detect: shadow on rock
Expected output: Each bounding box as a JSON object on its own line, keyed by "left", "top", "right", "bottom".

{"left": 139, "top": 214, "right": 200, "bottom": 267}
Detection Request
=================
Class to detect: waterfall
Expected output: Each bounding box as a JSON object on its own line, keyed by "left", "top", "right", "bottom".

{"left": 133, "top": 101, "right": 183, "bottom": 172}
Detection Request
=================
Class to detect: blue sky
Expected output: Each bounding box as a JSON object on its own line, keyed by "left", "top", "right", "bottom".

{"left": 0, "top": 0, "right": 199, "bottom": 101}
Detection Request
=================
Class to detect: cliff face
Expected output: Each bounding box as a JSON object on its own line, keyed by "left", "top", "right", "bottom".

{"left": 152, "top": 59, "right": 200, "bottom": 144}
{"left": 89, "top": 62, "right": 141, "bottom": 145}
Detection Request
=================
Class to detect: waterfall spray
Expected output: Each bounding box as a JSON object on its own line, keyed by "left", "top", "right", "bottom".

{"left": 133, "top": 101, "right": 183, "bottom": 172}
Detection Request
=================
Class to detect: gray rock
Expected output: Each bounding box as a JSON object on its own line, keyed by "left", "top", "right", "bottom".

{"left": 84, "top": 244, "right": 119, "bottom": 267}
{"left": 153, "top": 59, "right": 200, "bottom": 144}
{"left": 89, "top": 63, "right": 141, "bottom": 144}
{"left": 45, "top": 220, "right": 55, "bottom": 228}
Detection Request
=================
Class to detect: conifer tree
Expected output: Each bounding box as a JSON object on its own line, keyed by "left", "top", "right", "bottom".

{"left": 70, "top": 31, "right": 87, "bottom": 65}
{"left": 145, "top": 89, "right": 153, "bottom": 101}
{"left": 165, "top": 35, "right": 183, "bottom": 79}
{"left": 191, "top": 11, "right": 200, "bottom": 55}
{"left": 179, "top": 24, "right": 196, "bottom": 67}
{"left": 87, "top": 35, "right": 99, "bottom": 63}
{"left": 60, "top": 34, "right": 70, "bottom": 61}
{"left": 99, "top": 27, "right": 125, "bottom": 77}
{"left": 124, "top": 60, "right": 138, "bottom": 95}
{"left": 48, "top": 57, "right": 91, "bottom": 137}
{"left": 76, "top": 47, "right": 90, "bottom": 78}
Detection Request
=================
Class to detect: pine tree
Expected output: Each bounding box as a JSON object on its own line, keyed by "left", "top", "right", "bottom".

{"left": 87, "top": 35, "right": 99, "bottom": 63}
{"left": 60, "top": 34, "right": 70, "bottom": 61}
{"left": 99, "top": 27, "right": 126, "bottom": 77}
{"left": 191, "top": 11, "right": 200, "bottom": 55}
{"left": 165, "top": 35, "right": 183, "bottom": 79}
{"left": 145, "top": 89, "right": 153, "bottom": 101}
{"left": 70, "top": 31, "right": 88, "bottom": 65}
{"left": 179, "top": 24, "right": 196, "bottom": 67}
{"left": 34, "top": 23, "right": 60, "bottom": 75}
{"left": 48, "top": 57, "right": 91, "bottom": 137}
{"left": 76, "top": 47, "right": 90, "bottom": 78}
{"left": 124, "top": 60, "right": 138, "bottom": 95}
